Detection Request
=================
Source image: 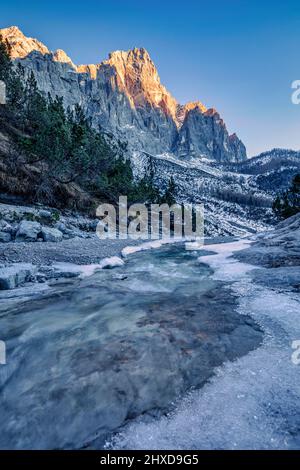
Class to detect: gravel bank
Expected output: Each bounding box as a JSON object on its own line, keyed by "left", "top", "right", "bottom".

{"left": 0, "top": 236, "right": 140, "bottom": 266}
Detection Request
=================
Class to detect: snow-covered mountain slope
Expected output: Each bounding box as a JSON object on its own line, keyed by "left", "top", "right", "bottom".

{"left": 133, "top": 149, "right": 299, "bottom": 236}
{"left": 226, "top": 149, "right": 300, "bottom": 194}
{"left": 133, "top": 151, "right": 300, "bottom": 236}
{"left": 230, "top": 148, "right": 300, "bottom": 175}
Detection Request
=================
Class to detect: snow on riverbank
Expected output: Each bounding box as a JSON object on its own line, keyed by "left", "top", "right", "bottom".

{"left": 53, "top": 256, "right": 125, "bottom": 278}
{"left": 109, "top": 239, "right": 300, "bottom": 450}
{"left": 52, "top": 239, "right": 198, "bottom": 279}
{"left": 121, "top": 237, "right": 205, "bottom": 258}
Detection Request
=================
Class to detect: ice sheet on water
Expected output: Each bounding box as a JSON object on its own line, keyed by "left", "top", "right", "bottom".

{"left": 52, "top": 261, "right": 99, "bottom": 278}
{"left": 199, "top": 239, "right": 260, "bottom": 281}
{"left": 109, "top": 240, "right": 300, "bottom": 450}
{"left": 121, "top": 237, "right": 204, "bottom": 258}
{"left": 53, "top": 256, "right": 124, "bottom": 278}
{"left": 121, "top": 240, "right": 166, "bottom": 257}
{"left": 98, "top": 256, "right": 124, "bottom": 269}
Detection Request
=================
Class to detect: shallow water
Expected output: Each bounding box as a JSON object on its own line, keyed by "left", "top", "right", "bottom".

{"left": 0, "top": 241, "right": 263, "bottom": 449}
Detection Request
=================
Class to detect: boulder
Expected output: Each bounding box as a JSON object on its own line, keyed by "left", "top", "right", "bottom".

{"left": 54, "top": 222, "right": 67, "bottom": 233}
{"left": 0, "top": 220, "right": 13, "bottom": 234}
{"left": 53, "top": 223, "right": 86, "bottom": 239}
{"left": 41, "top": 227, "right": 63, "bottom": 242}
{"left": 38, "top": 209, "right": 52, "bottom": 221}
{"left": 38, "top": 265, "right": 81, "bottom": 280}
{"left": 0, "top": 264, "right": 36, "bottom": 289}
{"left": 235, "top": 213, "right": 300, "bottom": 268}
{"left": 63, "top": 227, "right": 89, "bottom": 239}
{"left": 0, "top": 232, "right": 12, "bottom": 242}
{"left": 15, "top": 221, "right": 42, "bottom": 242}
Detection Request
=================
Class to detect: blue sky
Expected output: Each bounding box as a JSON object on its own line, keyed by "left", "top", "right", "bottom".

{"left": 1, "top": 0, "right": 300, "bottom": 156}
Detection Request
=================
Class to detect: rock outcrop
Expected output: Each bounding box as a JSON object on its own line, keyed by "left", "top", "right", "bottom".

{"left": 0, "top": 263, "right": 36, "bottom": 289}
{"left": 174, "top": 108, "right": 245, "bottom": 162}
{"left": 41, "top": 227, "right": 63, "bottom": 243}
{"left": 0, "top": 26, "right": 246, "bottom": 163}
{"left": 15, "top": 220, "right": 42, "bottom": 242}
{"left": 235, "top": 212, "right": 300, "bottom": 269}
{"left": 0, "top": 203, "right": 97, "bottom": 244}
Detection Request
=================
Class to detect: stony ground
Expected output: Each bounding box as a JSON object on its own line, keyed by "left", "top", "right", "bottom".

{"left": 0, "top": 202, "right": 141, "bottom": 289}
{"left": 0, "top": 236, "right": 139, "bottom": 266}
{"left": 1, "top": 201, "right": 299, "bottom": 450}
{"left": 235, "top": 213, "right": 300, "bottom": 292}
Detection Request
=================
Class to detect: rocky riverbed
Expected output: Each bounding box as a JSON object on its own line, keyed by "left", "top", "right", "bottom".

{"left": 0, "top": 202, "right": 140, "bottom": 290}
{"left": 0, "top": 239, "right": 263, "bottom": 449}
{"left": 1, "top": 203, "right": 299, "bottom": 450}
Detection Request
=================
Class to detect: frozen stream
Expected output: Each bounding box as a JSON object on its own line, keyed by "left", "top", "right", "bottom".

{"left": 0, "top": 239, "right": 263, "bottom": 449}
{"left": 109, "top": 240, "right": 300, "bottom": 450}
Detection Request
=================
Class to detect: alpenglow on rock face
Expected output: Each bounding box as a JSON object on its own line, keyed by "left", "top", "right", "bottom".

{"left": 0, "top": 26, "right": 247, "bottom": 162}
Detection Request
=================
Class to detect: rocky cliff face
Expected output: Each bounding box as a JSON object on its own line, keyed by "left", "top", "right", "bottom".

{"left": 174, "top": 108, "right": 245, "bottom": 162}
{"left": 0, "top": 26, "right": 246, "bottom": 163}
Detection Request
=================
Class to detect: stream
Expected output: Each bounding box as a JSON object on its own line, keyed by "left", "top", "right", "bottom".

{"left": 109, "top": 241, "right": 300, "bottom": 450}
{"left": 0, "top": 240, "right": 273, "bottom": 449}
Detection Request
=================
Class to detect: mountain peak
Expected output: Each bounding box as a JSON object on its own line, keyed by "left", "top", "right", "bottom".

{"left": 102, "top": 46, "right": 178, "bottom": 121}
{"left": 184, "top": 101, "right": 207, "bottom": 114}
{"left": 52, "top": 49, "right": 74, "bottom": 66}
{"left": 0, "top": 27, "right": 208, "bottom": 125}
{"left": 105, "top": 47, "right": 156, "bottom": 77}
{"left": 0, "top": 25, "right": 49, "bottom": 58}
{"left": 108, "top": 47, "right": 151, "bottom": 62}
{"left": 1, "top": 25, "right": 23, "bottom": 36}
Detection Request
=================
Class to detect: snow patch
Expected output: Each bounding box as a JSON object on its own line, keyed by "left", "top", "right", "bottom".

{"left": 121, "top": 239, "right": 173, "bottom": 258}
{"left": 53, "top": 256, "right": 124, "bottom": 278}
{"left": 98, "top": 256, "right": 124, "bottom": 269}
